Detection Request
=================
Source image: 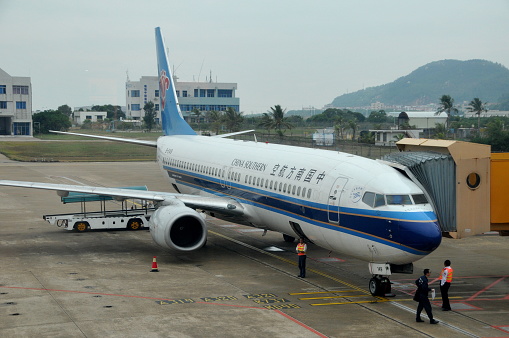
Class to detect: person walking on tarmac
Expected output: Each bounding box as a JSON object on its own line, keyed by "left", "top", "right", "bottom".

{"left": 415, "top": 269, "right": 439, "bottom": 324}
{"left": 296, "top": 238, "right": 307, "bottom": 278}
{"left": 440, "top": 259, "right": 453, "bottom": 311}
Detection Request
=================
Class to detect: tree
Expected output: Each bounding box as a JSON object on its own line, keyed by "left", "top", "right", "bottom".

{"left": 367, "top": 110, "right": 387, "bottom": 123}
{"left": 264, "top": 105, "right": 294, "bottom": 137}
{"left": 206, "top": 110, "right": 223, "bottom": 135}
{"left": 466, "top": 98, "right": 488, "bottom": 133}
{"left": 223, "top": 107, "right": 244, "bottom": 132}
{"left": 258, "top": 113, "right": 274, "bottom": 134}
{"left": 435, "top": 95, "right": 458, "bottom": 130}
{"left": 57, "top": 104, "right": 73, "bottom": 117}
{"left": 191, "top": 108, "right": 202, "bottom": 130}
{"left": 434, "top": 123, "right": 447, "bottom": 139}
{"left": 348, "top": 119, "right": 359, "bottom": 140}
{"left": 32, "top": 110, "right": 71, "bottom": 133}
{"left": 143, "top": 101, "right": 156, "bottom": 132}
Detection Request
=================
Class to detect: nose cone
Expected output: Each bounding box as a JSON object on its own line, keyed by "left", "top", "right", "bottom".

{"left": 417, "top": 220, "right": 442, "bottom": 253}
{"left": 399, "top": 213, "right": 442, "bottom": 253}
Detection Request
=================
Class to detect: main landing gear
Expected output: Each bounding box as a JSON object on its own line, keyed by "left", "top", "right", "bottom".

{"left": 369, "top": 275, "right": 394, "bottom": 297}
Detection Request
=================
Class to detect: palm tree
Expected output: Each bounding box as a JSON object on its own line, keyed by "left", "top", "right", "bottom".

{"left": 223, "top": 107, "right": 244, "bottom": 132}
{"left": 191, "top": 108, "right": 202, "bottom": 130}
{"left": 334, "top": 116, "right": 347, "bottom": 140}
{"left": 258, "top": 112, "right": 274, "bottom": 135}
{"left": 466, "top": 98, "right": 488, "bottom": 133}
{"left": 206, "top": 110, "right": 223, "bottom": 135}
{"left": 348, "top": 119, "right": 359, "bottom": 141}
{"left": 435, "top": 95, "right": 458, "bottom": 132}
{"left": 266, "top": 105, "right": 293, "bottom": 136}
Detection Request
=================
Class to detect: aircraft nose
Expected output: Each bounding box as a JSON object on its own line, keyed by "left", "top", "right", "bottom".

{"left": 400, "top": 215, "right": 442, "bottom": 253}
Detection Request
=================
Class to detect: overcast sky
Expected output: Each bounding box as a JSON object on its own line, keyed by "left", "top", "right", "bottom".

{"left": 1, "top": 0, "right": 509, "bottom": 114}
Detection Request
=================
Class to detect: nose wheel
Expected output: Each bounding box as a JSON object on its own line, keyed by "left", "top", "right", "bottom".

{"left": 369, "top": 276, "right": 394, "bottom": 297}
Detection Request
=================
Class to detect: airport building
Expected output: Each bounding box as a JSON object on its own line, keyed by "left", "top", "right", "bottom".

{"left": 125, "top": 76, "right": 240, "bottom": 123}
{"left": 0, "top": 68, "right": 32, "bottom": 136}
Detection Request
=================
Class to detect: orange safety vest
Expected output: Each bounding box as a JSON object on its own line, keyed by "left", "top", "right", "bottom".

{"left": 297, "top": 243, "right": 306, "bottom": 256}
{"left": 440, "top": 266, "right": 453, "bottom": 282}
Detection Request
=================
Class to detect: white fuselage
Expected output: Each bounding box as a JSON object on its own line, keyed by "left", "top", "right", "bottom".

{"left": 156, "top": 135, "right": 442, "bottom": 265}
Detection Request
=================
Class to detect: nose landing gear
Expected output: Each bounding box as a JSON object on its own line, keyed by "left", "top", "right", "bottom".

{"left": 369, "top": 275, "right": 395, "bottom": 297}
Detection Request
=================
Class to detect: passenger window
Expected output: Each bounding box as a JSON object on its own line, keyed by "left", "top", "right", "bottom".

{"left": 283, "top": 183, "right": 287, "bottom": 193}
{"left": 302, "top": 188, "right": 306, "bottom": 197}
{"left": 297, "top": 186, "right": 301, "bottom": 196}
{"left": 269, "top": 180, "right": 273, "bottom": 189}
{"left": 249, "top": 176, "right": 252, "bottom": 185}
{"left": 257, "top": 177, "right": 260, "bottom": 186}
{"left": 279, "top": 182, "right": 282, "bottom": 192}
{"left": 292, "top": 185, "right": 296, "bottom": 195}
{"left": 307, "top": 189, "right": 312, "bottom": 199}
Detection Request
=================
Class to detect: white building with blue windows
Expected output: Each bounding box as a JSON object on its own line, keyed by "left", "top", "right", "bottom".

{"left": 125, "top": 75, "right": 239, "bottom": 123}
{"left": 0, "top": 68, "right": 32, "bottom": 136}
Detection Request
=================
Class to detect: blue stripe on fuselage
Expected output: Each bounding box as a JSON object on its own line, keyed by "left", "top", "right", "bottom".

{"left": 164, "top": 166, "right": 439, "bottom": 255}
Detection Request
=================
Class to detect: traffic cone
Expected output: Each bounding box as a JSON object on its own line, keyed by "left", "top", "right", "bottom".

{"left": 150, "top": 256, "right": 159, "bottom": 272}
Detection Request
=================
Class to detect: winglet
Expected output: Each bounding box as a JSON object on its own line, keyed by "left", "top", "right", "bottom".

{"left": 155, "top": 27, "right": 196, "bottom": 136}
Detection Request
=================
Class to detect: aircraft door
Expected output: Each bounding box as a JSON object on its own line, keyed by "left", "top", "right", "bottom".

{"left": 220, "top": 166, "right": 232, "bottom": 189}
{"left": 328, "top": 177, "right": 348, "bottom": 224}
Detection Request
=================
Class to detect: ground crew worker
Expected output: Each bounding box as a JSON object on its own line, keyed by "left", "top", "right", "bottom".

{"left": 296, "top": 238, "right": 307, "bottom": 278}
{"left": 415, "top": 268, "right": 439, "bottom": 324}
{"left": 440, "top": 259, "right": 453, "bottom": 311}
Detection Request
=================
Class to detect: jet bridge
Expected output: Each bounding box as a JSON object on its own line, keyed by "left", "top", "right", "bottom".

{"left": 381, "top": 139, "right": 491, "bottom": 238}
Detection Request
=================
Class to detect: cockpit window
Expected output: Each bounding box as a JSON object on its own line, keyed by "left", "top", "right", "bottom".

{"left": 374, "top": 193, "right": 385, "bottom": 207}
{"left": 412, "top": 194, "right": 428, "bottom": 204}
{"left": 362, "top": 192, "right": 375, "bottom": 207}
{"left": 362, "top": 192, "right": 386, "bottom": 208}
{"left": 386, "top": 194, "right": 412, "bottom": 205}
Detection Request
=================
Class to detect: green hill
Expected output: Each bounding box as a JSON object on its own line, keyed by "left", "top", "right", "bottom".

{"left": 330, "top": 59, "right": 509, "bottom": 107}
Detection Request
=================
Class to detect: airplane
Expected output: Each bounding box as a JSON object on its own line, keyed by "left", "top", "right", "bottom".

{"left": 0, "top": 27, "right": 442, "bottom": 297}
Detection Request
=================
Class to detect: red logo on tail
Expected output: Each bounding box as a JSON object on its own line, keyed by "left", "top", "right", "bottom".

{"left": 159, "top": 70, "right": 170, "bottom": 110}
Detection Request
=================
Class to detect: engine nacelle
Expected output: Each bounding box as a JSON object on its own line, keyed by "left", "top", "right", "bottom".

{"left": 149, "top": 204, "right": 207, "bottom": 251}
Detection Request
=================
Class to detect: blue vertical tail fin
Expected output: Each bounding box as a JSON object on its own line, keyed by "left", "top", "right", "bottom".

{"left": 155, "top": 27, "right": 196, "bottom": 136}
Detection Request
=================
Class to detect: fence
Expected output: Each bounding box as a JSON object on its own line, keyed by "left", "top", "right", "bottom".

{"left": 232, "top": 133, "right": 399, "bottom": 160}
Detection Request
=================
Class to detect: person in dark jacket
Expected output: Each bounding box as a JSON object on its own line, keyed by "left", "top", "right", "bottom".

{"left": 415, "top": 269, "right": 439, "bottom": 324}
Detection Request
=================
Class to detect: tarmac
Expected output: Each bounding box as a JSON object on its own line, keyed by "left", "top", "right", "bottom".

{"left": 0, "top": 158, "right": 508, "bottom": 337}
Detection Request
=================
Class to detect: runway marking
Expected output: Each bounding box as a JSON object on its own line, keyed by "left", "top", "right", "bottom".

{"left": 289, "top": 290, "right": 357, "bottom": 295}
{"left": 273, "top": 310, "right": 328, "bottom": 338}
{"left": 465, "top": 276, "right": 508, "bottom": 301}
{"left": 0, "top": 285, "right": 325, "bottom": 337}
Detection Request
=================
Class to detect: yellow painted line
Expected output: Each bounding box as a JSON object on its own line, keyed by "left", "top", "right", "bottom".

{"left": 309, "top": 296, "right": 464, "bottom": 306}
{"left": 299, "top": 294, "right": 372, "bottom": 300}
{"left": 311, "top": 299, "right": 390, "bottom": 306}
{"left": 289, "top": 290, "right": 357, "bottom": 295}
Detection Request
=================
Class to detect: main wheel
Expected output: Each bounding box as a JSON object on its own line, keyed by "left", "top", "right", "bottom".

{"left": 74, "top": 222, "right": 88, "bottom": 232}
{"left": 283, "top": 234, "right": 296, "bottom": 243}
{"left": 127, "top": 219, "right": 142, "bottom": 230}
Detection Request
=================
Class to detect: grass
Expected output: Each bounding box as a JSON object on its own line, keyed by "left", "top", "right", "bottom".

{"left": 0, "top": 141, "right": 156, "bottom": 162}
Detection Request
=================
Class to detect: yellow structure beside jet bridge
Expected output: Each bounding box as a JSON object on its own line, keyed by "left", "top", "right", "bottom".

{"left": 395, "top": 138, "right": 492, "bottom": 239}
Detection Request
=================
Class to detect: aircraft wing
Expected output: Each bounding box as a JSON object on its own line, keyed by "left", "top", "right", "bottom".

{"left": 0, "top": 180, "right": 244, "bottom": 216}
{"left": 49, "top": 130, "right": 157, "bottom": 147}
{"left": 213, "top": 130, "right": 255, "bottom": 138}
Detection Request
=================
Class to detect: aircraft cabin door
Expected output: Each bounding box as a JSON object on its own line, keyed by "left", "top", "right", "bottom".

{"left": 328, "top": 177, "right": 348, "bottom": 224}
{"left": 220, "top": 166, "right": 232, "bottom": 189}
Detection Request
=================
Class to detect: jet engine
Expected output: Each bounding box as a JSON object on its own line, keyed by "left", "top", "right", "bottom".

{"left": 149, "top": 203, "right": 207, "bottom": 251}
